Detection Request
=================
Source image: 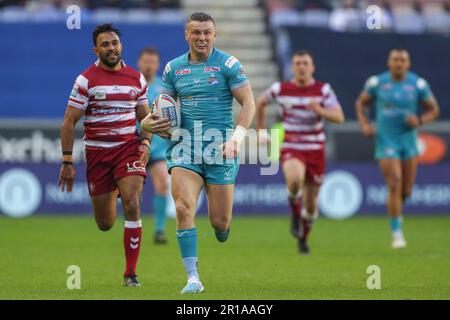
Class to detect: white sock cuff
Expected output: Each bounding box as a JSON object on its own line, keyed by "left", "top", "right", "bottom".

{"left": 124, "top": 220, "right": 142, "bottom": 228}
{"left": 288, "top": 189, "right": 303, "bottom": 199}
{"left": 302, "top": 208, "right": 319, "bottom": 221}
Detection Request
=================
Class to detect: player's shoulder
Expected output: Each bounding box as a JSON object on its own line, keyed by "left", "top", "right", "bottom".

{"left": 267, "top": 81, "right": 282, "bottom": 92}
{"left": 314, "top": 80, "right": 335, "bottom": 95}
{"left": 407, "top": 71, "right": 428, "bottom": 89}
{"left": 212, "top": 48, "right": 240, "bottom": 69}
{"left": 312, "top": 79, "right": 327, "bottom": 89}
{"left": 75, "top": 64, "right": 97, "bottom": 88}
{"left": 78, "top": 63, "right": 97, "bottom": 81}
{"left": 366, "top": 72, "right": 388, "bottom": 87}
{"left": 164, "top": 53, "right": 188, "bottom": 74}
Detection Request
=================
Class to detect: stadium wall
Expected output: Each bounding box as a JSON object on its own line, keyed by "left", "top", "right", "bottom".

{"left": 1, "top": 162, "right": 449, "bottom": 219}
{"left": 0, "top": 22, "right": 186, "bottom": 119}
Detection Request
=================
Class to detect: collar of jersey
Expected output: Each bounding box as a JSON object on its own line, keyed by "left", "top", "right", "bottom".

{"left": 184, "top": 47, "right": 217, "bottom": 65}
{"left": 94, "top": 59, "right": 126, "bottom": 68}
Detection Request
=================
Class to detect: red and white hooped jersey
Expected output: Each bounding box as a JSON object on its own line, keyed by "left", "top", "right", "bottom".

{"left": 264, "top": 79, "right": 341, "bottom": 151}
{"left": 68, "top": 60, "right": 148, "bottom": 148}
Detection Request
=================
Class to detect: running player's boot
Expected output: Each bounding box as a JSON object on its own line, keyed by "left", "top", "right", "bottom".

{"left": 154, "top": 231, "right": 168, "bottom": 244}
{"left": 180, "top": 276, "right": 205, "bottom": 294}
{"left": 291, "top": 215, "right": 300, "bottom": 238}
{"left": 298, "top": 238, "right": 310, "bottom": 255}
{"left": 123, "top": 274, "right": 141, "bottom": 287}
{"left": 392, "top": 231, "right": 407, "bottom": 249}
{"left": 215, "top": 228, "right": 230, "bottom": 243}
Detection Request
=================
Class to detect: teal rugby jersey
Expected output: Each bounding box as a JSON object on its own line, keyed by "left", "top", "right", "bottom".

{"left": 364, "top": 71, "right": 433, "bottom": 136}
{"left": 161, "top": 47, "right": 249, "bottom": 140}
{"left": 136, "top": 75, "right": 170, "bottom": 161}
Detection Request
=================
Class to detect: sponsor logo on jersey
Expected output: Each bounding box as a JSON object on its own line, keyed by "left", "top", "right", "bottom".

{"left": 90, "top": 107, "right": 129, "bottom": 114}
{"left": 204, "top": 66, "right": 221, "bottom": 72}
{"left": 94, "top": 89, "right": 106, "bottom": 100}
{"left": 126, "top": 161, "right": 146, "bottom": 173}
{"left": 225, "top": 56, "right": 238, "bottom": 69}
{"left": 175, "top": 68, "right": 191, "bottom": 76}
{"left": 207, "top": 74, "right": 219, "bottom": 86}
{"left": 128, "top": 88, "right": 138, "bottom": 100}
{"left": 70, "top": 85, "right": 78, "bottom": 97}
{"left": 381, "top": 83, "right": 392, "bottom": 90}
{"left": 238, "top": 67, "right": 246, "bottom": 78}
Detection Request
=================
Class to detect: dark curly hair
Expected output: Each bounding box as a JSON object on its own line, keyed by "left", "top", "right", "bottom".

{"left": 92, "top": 23, "right": 122, "bottom": 46}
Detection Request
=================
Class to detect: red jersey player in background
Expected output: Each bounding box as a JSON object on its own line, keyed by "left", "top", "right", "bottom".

{"left": 256, "top": 50, "right": 345, "bottom": 254}
{"left": 58, "top": 24, "right": 155, "bottom": 286}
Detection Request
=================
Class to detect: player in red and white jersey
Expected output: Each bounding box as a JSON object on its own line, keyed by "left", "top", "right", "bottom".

{"left": 256, "top": 50, "right": 345, "bottom": 254}
{"left": 59, "top": 24, "right": 158, "bottom": 287}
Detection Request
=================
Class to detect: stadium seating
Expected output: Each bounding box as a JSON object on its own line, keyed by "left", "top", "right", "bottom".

{"left": 264, "top": 0, "right": 450, "bottom": 33}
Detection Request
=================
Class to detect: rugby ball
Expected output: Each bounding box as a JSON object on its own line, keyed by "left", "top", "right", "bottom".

{"left": 148, "top": 94, "right": 180, "bottom": 135}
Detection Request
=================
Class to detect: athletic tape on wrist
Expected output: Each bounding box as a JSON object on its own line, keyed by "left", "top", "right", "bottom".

{"left": 231, "top": 125, "right": 247, "bottom": 145}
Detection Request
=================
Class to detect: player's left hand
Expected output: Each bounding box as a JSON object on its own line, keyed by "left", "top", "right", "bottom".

{"left": 220, "top": 139, "right": 240, "bottom": 159}
{"left": 406, "top": 114, "right": 420, "bottom": 128}
{"left": 138, "top": 144, "right": 150, "bottom": 166}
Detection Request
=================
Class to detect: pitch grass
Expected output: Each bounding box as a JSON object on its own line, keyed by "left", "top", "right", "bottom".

{"left": 0, "top": 215, "right": 449, "bottom": 300}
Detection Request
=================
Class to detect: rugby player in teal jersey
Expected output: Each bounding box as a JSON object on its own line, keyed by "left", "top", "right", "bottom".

{"left": 141, "top": 12, "right": 256, "bottom": 293}
{"left": 137, "top": 47, "right": 171, "bottom": 244}
{"left": 355, "top": 49, "right": 440, "bottom": 249}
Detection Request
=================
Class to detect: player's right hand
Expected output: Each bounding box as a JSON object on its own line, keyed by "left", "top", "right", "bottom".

{"left": 58, "top": 164, "right": 76, "bottom": 193}
{"left": 141, "top": 113, "right": 172, "bottom": 139}
{"left": 361, "top": 123, "right": 376, "bottom": 137}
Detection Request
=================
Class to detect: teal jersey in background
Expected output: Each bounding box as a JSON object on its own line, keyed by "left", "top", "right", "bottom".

{"left": 364, "top": 71, "right": 433, "bottom": 160}
{"left": 147, "top": 76, "right": 164, "bottom": 104}
{"left": 162, "top": 47, "right": 249, "bottom": 140}
{"left": 137, "top": 75, "right": 170, "bottom": 163}
{"left": 364, "top": 71, "right": 433, "bottom": 135}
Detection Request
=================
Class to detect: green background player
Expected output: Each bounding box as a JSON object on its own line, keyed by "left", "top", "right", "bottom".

{"left": 141, "top": 12, "right": 256, "bottom": 294}
{"left": 356, "top": 48, "right": 440, "bottom": 249}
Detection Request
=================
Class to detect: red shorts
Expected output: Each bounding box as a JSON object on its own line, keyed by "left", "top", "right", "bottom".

{"left": 85, "top": 140, "right": 147, "bottom": 196}
{"left": 280, "top": 148, "right": 325, "bottom": 185}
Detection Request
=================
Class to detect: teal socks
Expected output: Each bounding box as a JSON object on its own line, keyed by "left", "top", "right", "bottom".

{"left": 390, "top": 216, "right": 403, "bottom": 233}
{"left": 153, "top": 194, "right": 167, "bottom": 233}
{"left": 176, "top": 228, "right": 198, "bottom": 279}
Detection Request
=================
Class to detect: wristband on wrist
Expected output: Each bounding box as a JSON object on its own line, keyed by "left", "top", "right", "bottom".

{"left": 140, "top": 142, "right": 150, "bottom": 151}
{"left": 62, "top": 161, "right": 73, "bottom": 166}
{"left": 141, "top": 137, "right": 151, "bottom": 145}
{"left": 62, "top": 155, "right": 73, "bottom": 162}
{"left": 62, "top": 151, "right": 72, "bottom": 155}
{"left": 231, "top": 125, "right": 247, "bottom": 145}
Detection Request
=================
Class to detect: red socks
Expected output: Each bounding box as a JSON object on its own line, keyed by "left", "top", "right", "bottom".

{"left": 288, "top": 192, "right": 303, "bottom": 218}
{"left": 123, "top": 220, "right": 142, "bottom": 277}
{"left": 300, "top": 217, "right": 312, "bottom": 241}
